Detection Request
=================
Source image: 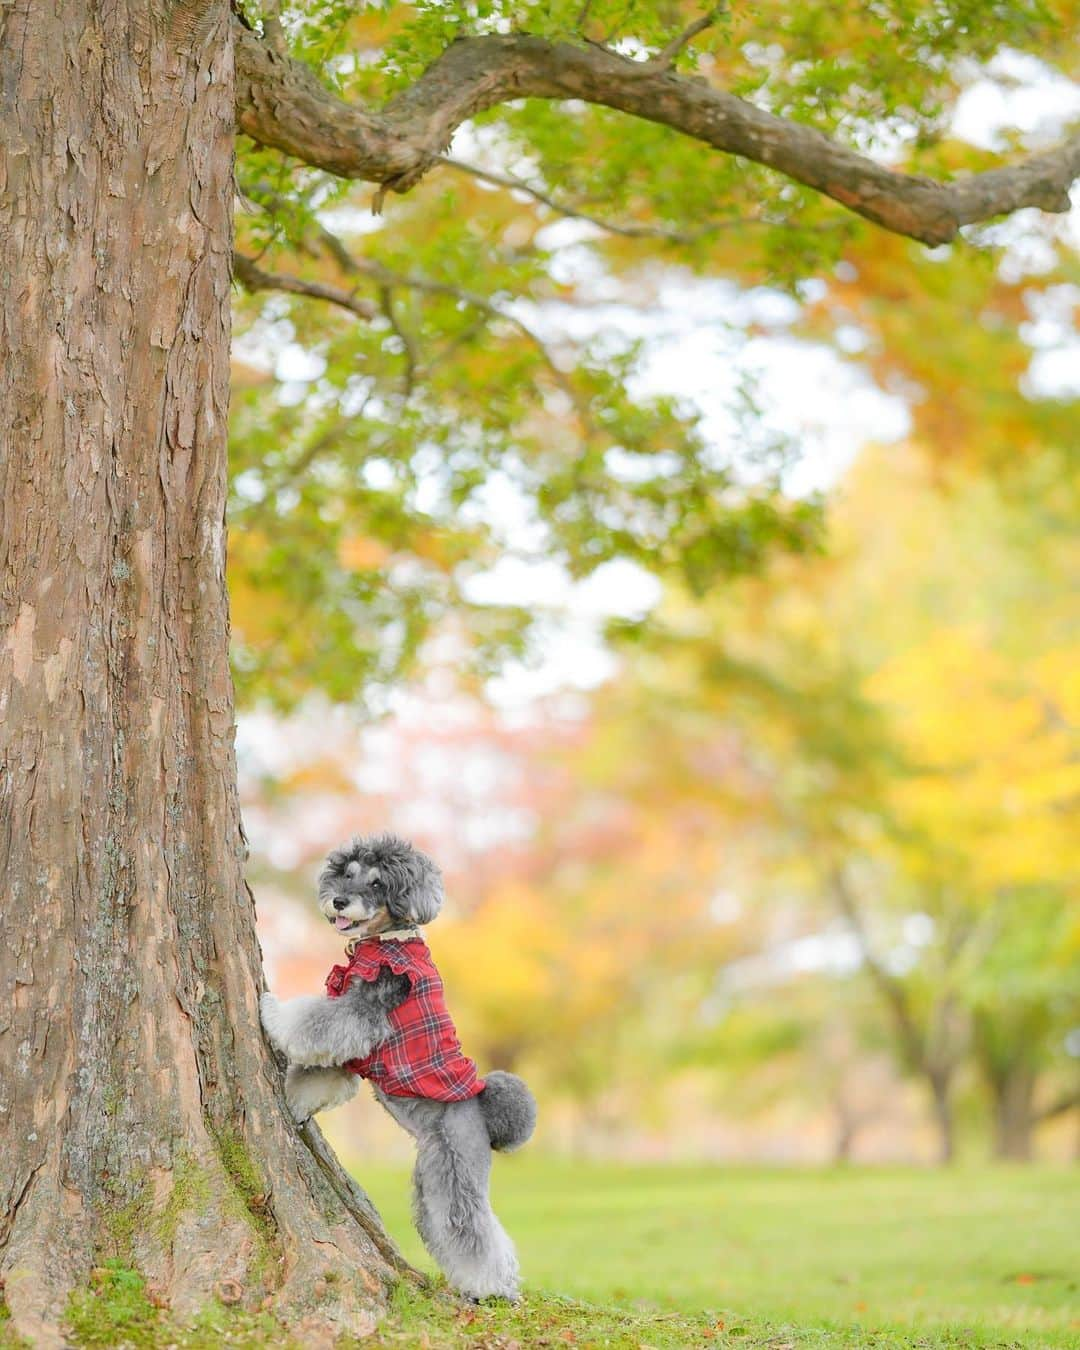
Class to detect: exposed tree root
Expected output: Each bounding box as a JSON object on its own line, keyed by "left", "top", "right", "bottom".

{"left": 0, "top": 1111, "right": 421, "bottom": 1346}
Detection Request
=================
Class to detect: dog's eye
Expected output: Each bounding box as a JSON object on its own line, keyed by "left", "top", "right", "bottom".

{"left": 371, "top": 877, "right": 384, "bottom": 891}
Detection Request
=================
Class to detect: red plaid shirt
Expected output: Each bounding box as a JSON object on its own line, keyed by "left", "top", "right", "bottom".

{"left": 325, "top": 935, "right": 484, "bottom": 1101}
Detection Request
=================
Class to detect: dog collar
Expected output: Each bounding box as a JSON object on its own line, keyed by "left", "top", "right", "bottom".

{"left": 345, "top": 926, "right": 420, "bottom": 956}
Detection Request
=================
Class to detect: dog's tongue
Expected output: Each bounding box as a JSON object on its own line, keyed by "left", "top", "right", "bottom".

{"left": 334, "top": 916, "right": 355, "bottom": 932}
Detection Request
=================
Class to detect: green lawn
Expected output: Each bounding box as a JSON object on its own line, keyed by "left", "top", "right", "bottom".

{"left": 19, "top": 1160, "right": 1078, "bottom": 1349}
{"left": 354, "top": 1159, "right": 1080, "bottom": 1349}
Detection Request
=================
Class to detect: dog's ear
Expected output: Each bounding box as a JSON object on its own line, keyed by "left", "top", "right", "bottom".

{"left": 389, "top": 847, "right": 444, "bottom": 925}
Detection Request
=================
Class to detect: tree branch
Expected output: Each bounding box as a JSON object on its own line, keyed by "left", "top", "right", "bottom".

{"left": 1035, "top": 1087, "right": 1080, "bottom": 1122}
{"left": 260, "top": 0, "right": 287, "bottom": 55}
{"left": 377, "top": 285, "right": 419, "bottom": 398}
{"left": 233, "top": 239, "right": 588, "bottom": 424}
{"left": 830, "top": 869, "right": 928, "bottom": 1074}
{"left": 234, "top": 20, "right": 1080, "bottom": 245}
{"left": 233, "top": 252, "right": 379, "bottom": 320}
{"left": 650, "top": 5, "right": 725, "bottom": 71}
{"left": 440, "top": 156, "right": 764, "bottom": 242}
{"left": 339, "top": 255, "right": 591, "bottom": 421}
{"left": 242, "top": 397, "right": 377, "bottom": 523}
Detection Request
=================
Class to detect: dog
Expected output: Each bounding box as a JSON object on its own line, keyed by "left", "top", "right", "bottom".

{"left": 259, "top": 833, "right": 536, "bottom": 1302}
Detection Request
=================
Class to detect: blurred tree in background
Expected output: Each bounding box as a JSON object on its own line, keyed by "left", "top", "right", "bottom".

{"left": 226, "top": 1, "right": 1079, "bottom": 1165}
{"left": 585, "top": 444, "right": 1079, "bottom": 1161}
{"left": 246, "top": 446, "right": 1079, "bottom": 1163}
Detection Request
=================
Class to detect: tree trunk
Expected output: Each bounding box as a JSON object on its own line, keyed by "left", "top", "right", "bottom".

{"left": 989, "top": 1064, "right": 1036, "bottom": 1162}
{"left": 0, "top": 5, "right": 407, "bottom": 1343}
{"left": 977, "top": 1053, "right": 1036, "bottom": 1161}
{"left": 972, "top": 1014, "right": 1042, "bottom": 1163}
{"left": 928, "top": 1073, "right": 955, "bottom": 1165}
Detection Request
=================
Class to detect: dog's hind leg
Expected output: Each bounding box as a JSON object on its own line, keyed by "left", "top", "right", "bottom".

{"left": 284, "top": 1065, "right": 358, "bottom": 1122}
{"left": 377, "top": 1093, "right": 520, "bottom": 1302}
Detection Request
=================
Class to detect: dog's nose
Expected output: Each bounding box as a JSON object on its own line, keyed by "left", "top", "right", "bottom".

{"left": 332, "top": 896, "right": 349, "bottom": 912}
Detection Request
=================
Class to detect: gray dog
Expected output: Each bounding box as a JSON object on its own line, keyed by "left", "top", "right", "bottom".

{"left": 260, "top": 834, "right": 536, "bottom": 1301}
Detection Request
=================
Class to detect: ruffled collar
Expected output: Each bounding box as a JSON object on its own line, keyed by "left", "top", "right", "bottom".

{"left": 345, "top": 926, "right": 421, "bottom": 958}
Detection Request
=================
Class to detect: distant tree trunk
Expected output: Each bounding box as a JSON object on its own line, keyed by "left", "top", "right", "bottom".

{"left": 928, "top": 1072, "right": 956, "bottom": 1165}
{"left": 828, "top": 1083, "right": 865, "bottom": 1165}
{"left": 972, "top": 1012, "right": 1044, "bottom": 1162}
{"left": 829, "top": 872, "right": 964, "bottom": 1167}
{"left": 831, "top": 1116, "right": 857, "bottom": 1165}
{"left": 0, "top": 5, "right": 406, "bottom": 1343}
{"left": 988, "top": 1064, "right": 1036, "bottom": 1161}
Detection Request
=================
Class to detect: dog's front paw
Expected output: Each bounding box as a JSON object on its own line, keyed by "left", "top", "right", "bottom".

{"left": 260, "top": 992, "right": 287, "bottom": 1054}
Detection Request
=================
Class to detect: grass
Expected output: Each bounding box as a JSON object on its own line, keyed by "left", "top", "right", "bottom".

{"left": 354, "top": 1159, "right": 1080, "bottom": 1349}
{"left": 18, "top": 1161, "right": 1078, "bottom": 1349}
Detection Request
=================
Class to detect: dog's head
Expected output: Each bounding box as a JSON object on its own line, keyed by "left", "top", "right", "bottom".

{"left": 317, "top": 833, "right": 443, "bottom": 939}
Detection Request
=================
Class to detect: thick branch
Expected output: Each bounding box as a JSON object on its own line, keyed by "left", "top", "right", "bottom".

{"left": 234, "top": 252, "right": 378, "bottom": 320}
{"left": 234, "top": 21, "right": 1080, "bottom": 245}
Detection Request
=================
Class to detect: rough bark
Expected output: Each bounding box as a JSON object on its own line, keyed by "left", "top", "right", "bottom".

{"left": 0, "top": 4, "right": 408, "bottom": 1344}
{"left": 233, "top": 21, "right": 1080, "bottom": 245}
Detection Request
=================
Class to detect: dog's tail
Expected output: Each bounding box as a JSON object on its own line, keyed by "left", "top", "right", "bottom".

{"left": 477, "top": 1070, "right": 537, "bottom": 1152}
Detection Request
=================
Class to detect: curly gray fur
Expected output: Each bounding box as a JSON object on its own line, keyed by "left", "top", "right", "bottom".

{"left": 285, "top": 1064, "right": 359, "bottom": 1120}
{"left": 260, "top": 967, "right": 408, "bottom": 1068}
{"left": 376, "top": 1091, "right": 519, "bottom": 1300}
{"left": 261, "top": 832, "right": 536, "bottom": 1302}
{"left": 476, "top": 1071, "right": 537, "bottom": 1152}
{"left": 318, "top": 832, "right": 444, "bottom": 927}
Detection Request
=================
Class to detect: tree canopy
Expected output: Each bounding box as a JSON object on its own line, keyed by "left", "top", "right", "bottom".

{"left": 227, "top": 0, "right": 1080, "bottom": 708}
{"left": 227, "top": 3, "right": 1078, "bottom": 1158}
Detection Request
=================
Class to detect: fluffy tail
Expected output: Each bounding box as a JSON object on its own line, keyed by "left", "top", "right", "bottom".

{"left": 478, "top": 1071, "right": 537, "bottom": 1152}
